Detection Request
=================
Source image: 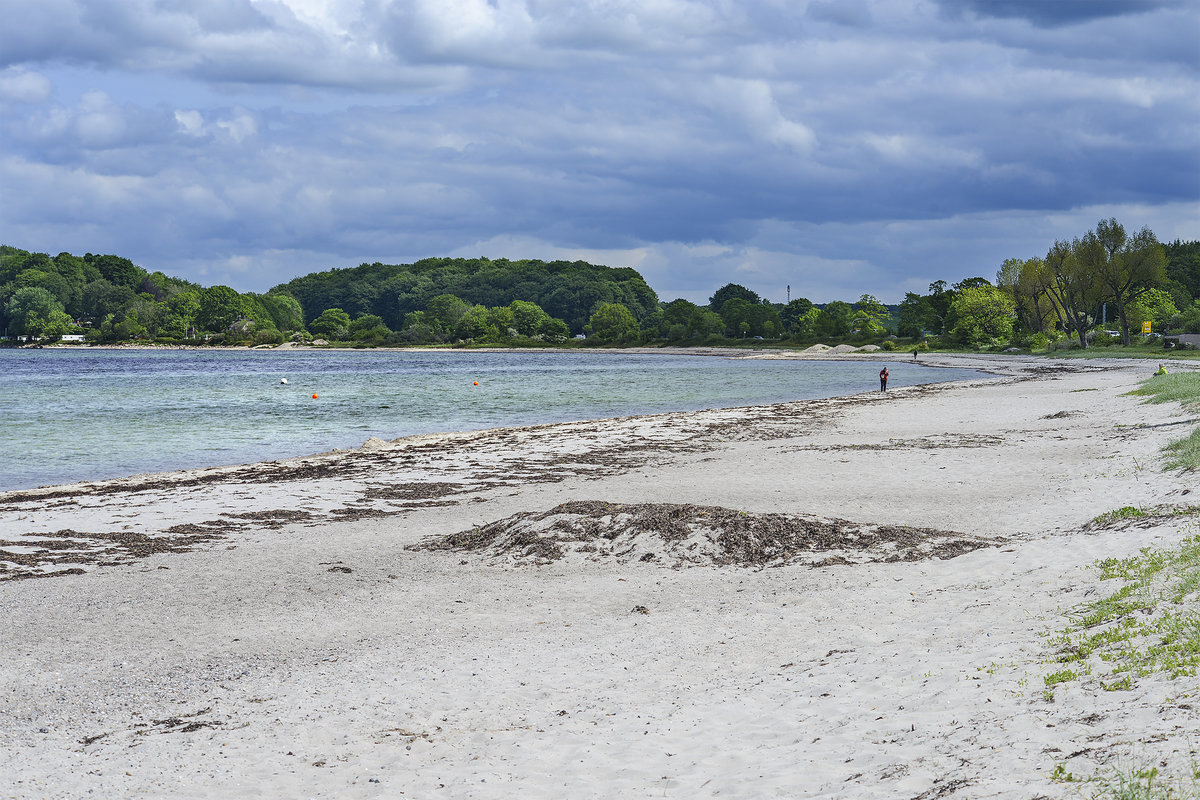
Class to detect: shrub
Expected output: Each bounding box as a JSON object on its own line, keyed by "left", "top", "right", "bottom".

{"left": 880, "top": 340, "right": 895, "bottom": 351}
{"left": 255, "top": 328, "right": 285, "bottom": 345}
{"left": 1022, "top": 333, "right": 1051, "bottom": 351}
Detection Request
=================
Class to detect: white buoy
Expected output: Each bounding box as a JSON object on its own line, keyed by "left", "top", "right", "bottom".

{"left": 280, "top": 378, "right": 288, "bottom": 384}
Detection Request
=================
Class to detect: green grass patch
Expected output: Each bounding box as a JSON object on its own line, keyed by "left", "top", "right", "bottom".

{"left": 1050, "top": 757, "right": 1200, "bottom": 798}
{"left": 1046, "top": 536, "right": 1200, "bottom": 697}
{"left": 1045, "top": 541, "right": 1200, "bottom": 794}
{"left": 1129, "top": 373, "right": 1200, "bottom": 407}
{"left": 1129, "top": 373, "right": 1200, "bottom": 470}
{"left": 1053, "top": 347, "right": 1194, "bottom": 360}
{"left": 1089, "top": 506, "right": 1200, "bottom": 530}
{"left": 1093, "top": 507, "right": 1153, "bottom": 526}
{"left": 1166, "top": 430, "right": 1200, "bottom": 471}
{"left": 1089, "top": 762, "right": 1200, "bottom": 800}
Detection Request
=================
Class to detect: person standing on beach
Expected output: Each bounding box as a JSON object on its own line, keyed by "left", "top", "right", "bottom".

{"left": 880, "top": 366, "right": 889, "bottom": 392}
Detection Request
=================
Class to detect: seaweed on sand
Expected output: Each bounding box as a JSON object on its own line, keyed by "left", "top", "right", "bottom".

{"left": 409, "top": 501, "right": 997, "bottom": 568}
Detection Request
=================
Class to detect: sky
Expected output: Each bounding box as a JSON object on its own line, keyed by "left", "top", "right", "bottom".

{"left": 1, "top": 0, "right": 1197, "bottom": 305}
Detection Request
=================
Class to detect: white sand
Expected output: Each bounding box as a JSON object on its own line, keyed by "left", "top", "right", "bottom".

{"left": 2, "top": 353, "right": 1198, "bottom": 798}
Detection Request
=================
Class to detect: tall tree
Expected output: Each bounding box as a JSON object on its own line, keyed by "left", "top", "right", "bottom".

{"left": 780, "top": 298, "right": 815, "bottom": 335}
{"left": 852, "top": 294, "right": 890, "bottom": 335}
{"left": 1038, "top": 239, "right": 1102, "bottom": 348}
{"left": 816, "top": 300, "right": 854, "bottom": 338}
{"left": 896, "top": 292, "right": 931, "bottom": 338}
{"left": 4, "top": 287, "right": 73, "bottom": 338}
{"left": 587, "top": 302, "right": 640, "bottom": 343}
{"left": 259, "top": 293, "right": 305, "bottom": 333}
{"left": 948, "top": 285, "right": 1016, "bottom": 347}
{"left": 309, "top": 308, "right": 351, "bottom": 340}
{"left": 1087, "top": 219, "right": 1167, "bottom": 344}
{"left": 506, "top": 300, "right": 552, "bottom": 337}
{"left": 998, "top": 257, "right": 1049, "bottom": 335}
{"left": 425, "top": 294, "right": 470, "bottom": 333}
{"left": 924, "top": 281, "right": 954, "bottom": 335}
{"left": 195, "top": 285, "right": 245, "bottom": 333}
{"left": 708, "top": 283, "right": 760, "bottom": 312}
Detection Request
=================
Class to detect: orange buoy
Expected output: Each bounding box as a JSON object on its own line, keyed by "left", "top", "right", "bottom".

{"left": 312, "top": 393, "right": 319, "bottom": 399}
{"left": 473, "top": 381, "right": 479, "bottom": 386}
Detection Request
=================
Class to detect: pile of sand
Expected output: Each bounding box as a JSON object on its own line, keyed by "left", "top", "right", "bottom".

{"left": 803, "top": 343, "right": 832, "bottom": 352}
{"left": 409, "top": 500, "right": 997, "bottom": 568}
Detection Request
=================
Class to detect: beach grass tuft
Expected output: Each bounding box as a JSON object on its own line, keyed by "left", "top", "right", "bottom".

{"left": 1166, "top": 431, "right": 1200, "bottom": 471}
{"left": 1093, "top": 506, "right": 1152, "bottom": 526}
{"left": 1129, "top": 373, "right": 1200, "bottom": 470}
{"left": 1089, "top": 761, "right": 1200, "bottom": 800}
{"left": 1129, "top": 373, "right": 1200, "bottom": 407}
{"left": 1047, "top": 535, "right": 1200, "bottom": 697}
{"left": 1051, "top": 755, "right": 1200, "bottom": 799}
{"left": 1090, "top": 506, "right": 1200, "bottom": 529}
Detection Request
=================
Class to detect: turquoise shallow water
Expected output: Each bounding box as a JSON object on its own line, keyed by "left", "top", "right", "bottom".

{"left": 0, "top": 349, "right": 988, "bottom": 491}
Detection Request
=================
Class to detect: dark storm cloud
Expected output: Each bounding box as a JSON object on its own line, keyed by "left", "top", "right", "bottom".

{"left": 948, "top": 0, "right": 1183, "bottom": 27}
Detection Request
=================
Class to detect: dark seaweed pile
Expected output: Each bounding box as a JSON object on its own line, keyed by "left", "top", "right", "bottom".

{"left": 409, "top": 500, "right": 998, "bottom": 568}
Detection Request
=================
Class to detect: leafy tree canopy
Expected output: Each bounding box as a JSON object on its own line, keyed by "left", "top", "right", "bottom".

{"left": 195, "top": 285, "right": 245, "bottom": 333}
{"left": 275, "top": 257, "right": 658, "bottom": 335}
{"left": 708, "top": 283, "right": 760, "bottom": 312}
{"left": 309, "top": 308, "right": 351, "bottom": 340}
{"left": 949, "top": 285, "right": 1016, "bottom": 347}
{"left": 4, "top": 286, "right": 72, "bottom": 338}
{"left": 587, "top": 302, "right": 640, "bottom": 343}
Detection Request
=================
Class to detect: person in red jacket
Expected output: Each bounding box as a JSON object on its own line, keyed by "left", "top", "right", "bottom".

{"left": 879, "top": 366, "right": 889, "bottom": 392}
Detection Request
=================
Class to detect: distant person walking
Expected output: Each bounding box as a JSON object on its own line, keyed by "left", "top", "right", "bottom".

{"left": 912, "top": 348, "right": 919, "bottom": 361}
{"left": 879, "top": 366, "right": 889, "bottom": 392}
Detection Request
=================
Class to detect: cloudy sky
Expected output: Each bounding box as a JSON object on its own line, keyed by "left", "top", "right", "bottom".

{"left": 1, "top": 0, "right": 1197, "bottom": 304}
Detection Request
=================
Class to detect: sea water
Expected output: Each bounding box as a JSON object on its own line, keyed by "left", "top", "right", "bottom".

{"left": 0, "top": 349, "right": 987, "bottom": 491}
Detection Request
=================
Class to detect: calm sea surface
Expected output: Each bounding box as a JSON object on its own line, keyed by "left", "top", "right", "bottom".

{"left": 0, "top": 349, "right": 988, "bottom": 491}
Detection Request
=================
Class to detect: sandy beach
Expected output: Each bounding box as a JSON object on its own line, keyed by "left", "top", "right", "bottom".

{"left": 2, "top": 352, "right": 1198, "bottom": 798}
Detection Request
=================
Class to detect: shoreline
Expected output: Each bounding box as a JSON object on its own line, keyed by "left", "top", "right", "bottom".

{"left": 2, "top": 354, "right": 1198, "bottom": 797}
{"left": 0, "top": 351, "right": 1008, "bottom": 498}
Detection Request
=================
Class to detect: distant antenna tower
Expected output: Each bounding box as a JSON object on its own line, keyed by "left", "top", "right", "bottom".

{"left": 787, "top": 284, "right": 791, "bottom": 303}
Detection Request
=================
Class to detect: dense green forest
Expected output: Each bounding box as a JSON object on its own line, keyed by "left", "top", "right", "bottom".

{"left": 2, "top": 222, "right": 1199, "bottom": 350}
{"left": 274, "top": 257, "right": 659, "bottom": 336}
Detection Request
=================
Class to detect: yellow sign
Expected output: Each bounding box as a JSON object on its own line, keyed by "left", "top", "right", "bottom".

{"left": 1143, "top": 320, "right": 1153, "bottom": 334}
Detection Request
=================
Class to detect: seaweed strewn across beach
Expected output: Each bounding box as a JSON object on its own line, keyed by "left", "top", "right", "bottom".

{"left": 1, "top": 353, "right": 1198, "bottom": 798}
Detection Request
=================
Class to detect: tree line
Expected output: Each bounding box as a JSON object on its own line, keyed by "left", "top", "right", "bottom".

{"left": 2, "top": 222, "right": 1198, "bottom": 349}
{"left": 0, "top": 247, "right": 307, "bottom": 345}
{"left": 893, "top": 222, "right": 1199, "bottom": 350}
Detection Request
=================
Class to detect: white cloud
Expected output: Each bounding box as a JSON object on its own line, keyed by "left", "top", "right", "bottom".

{"left": 73, "top": 90, "right": 126, "bottom": 147}
{"left": 174, "top": 109, "right": 205, "bottom": 135}
{"left": 215, "top": 110, "right": 257, "bottom": 142}
{"left": 703, "top": 76, "right": 818, "bottom": 153}
{"left": 0, "top": 67, "right": 53, "bottom": 103}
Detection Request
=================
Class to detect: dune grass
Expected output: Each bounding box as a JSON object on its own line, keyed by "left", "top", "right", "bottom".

{"left": 1090, "top": 762, "right": 1200, "bottom": 800}
{"left": 1054, "top": 759, "right": 1200, "bottom": 800}
{"left": 1165, "top": 433, "right": 1200, "bottom": 471}
{"left": 1044, "top": 535, "right": 1200, "bottom": 795}
{"left": 1129, "top": 373, "right": 1200, "bottom": 407}
{"left": 1128, "top": 373, "right": 1200, "bottom": 470}
{"left": 1047, "top": 534, "right": 1200, "bottom": 697}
